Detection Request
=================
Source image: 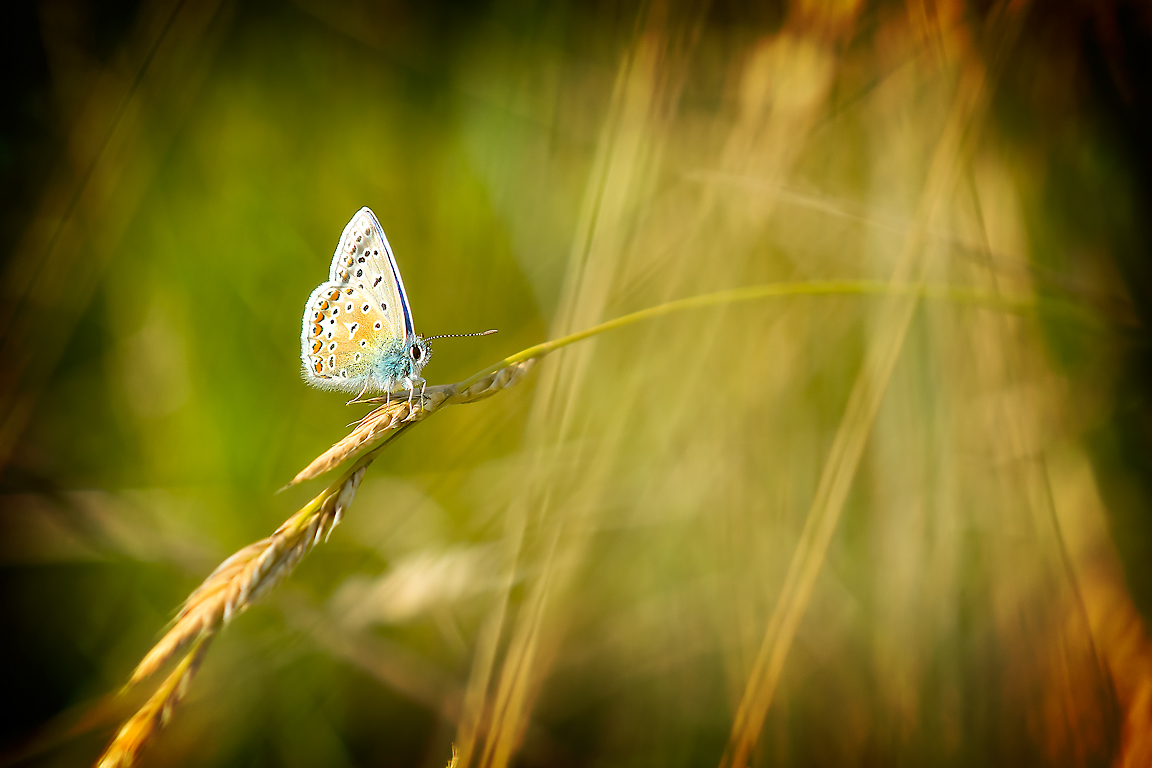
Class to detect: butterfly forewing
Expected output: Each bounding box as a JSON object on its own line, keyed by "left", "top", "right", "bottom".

{"left": 333, "top": 208, "right": 414, "bottom": 342}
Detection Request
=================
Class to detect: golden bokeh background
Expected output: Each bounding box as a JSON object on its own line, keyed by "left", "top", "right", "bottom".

{"left": 2, "top": 1, "right": 1152, "bottom": 766}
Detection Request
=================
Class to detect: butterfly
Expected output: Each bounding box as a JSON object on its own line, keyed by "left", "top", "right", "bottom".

{"left": 300, "top": 207, "right": 431, "bottom": 401}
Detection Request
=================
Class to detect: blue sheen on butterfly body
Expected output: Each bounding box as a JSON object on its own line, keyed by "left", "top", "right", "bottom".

{"left": 299, "top": 334, "right": 431, "bottom": 395}
{"left": 371, "top": 334, "right": 432, "bottom": 392}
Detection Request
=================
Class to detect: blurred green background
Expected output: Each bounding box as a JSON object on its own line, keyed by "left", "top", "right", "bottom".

{"left": 3, "top": 1, "right": 1152, "bottom": 766}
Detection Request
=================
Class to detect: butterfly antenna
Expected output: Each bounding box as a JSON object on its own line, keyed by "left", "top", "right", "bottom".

{"left": 425, "top": 329, "right": 498, "bottom": 341}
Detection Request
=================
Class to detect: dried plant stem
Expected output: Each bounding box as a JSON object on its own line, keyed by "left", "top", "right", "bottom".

{"left": 96, "top": 633, "right": 214, "bottom": 768}
{"left": 95, "top": 361, "right": 540, "bottom": 767}
{"left": 95, "top": 466, "right": 365, "bottom": 767}
{"left": 288, "top": 358, "right": 539, "bottom": 487}
{"left": 98, "top": 277, "right": 1067, "bottom": 768}
{"left": 127, "top": 466, "right": 367, "bottom": 686}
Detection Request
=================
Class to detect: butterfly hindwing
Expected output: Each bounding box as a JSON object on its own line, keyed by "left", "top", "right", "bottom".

{"left": 301, "top": 282, "right": 399, "bottom": 392}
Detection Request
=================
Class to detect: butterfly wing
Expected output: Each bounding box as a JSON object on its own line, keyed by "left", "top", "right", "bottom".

{"left": 301, "top": 283, "right": 398, "bottom": 391}
{"left": 335, "top": 208, "right": 414, "bottom": 342}
{"left": 300, "top": 207, "right": 417, "bottom": 394}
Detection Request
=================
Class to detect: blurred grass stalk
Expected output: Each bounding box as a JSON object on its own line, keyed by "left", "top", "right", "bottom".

{"left": 721, "top": 2, "right": 1017, "bottom": 764}
{"left": 0, "top": 0, "right": 231, "bottom": 469}
{"left": 452, "top": 3, "right": 1151, "bottom": 768}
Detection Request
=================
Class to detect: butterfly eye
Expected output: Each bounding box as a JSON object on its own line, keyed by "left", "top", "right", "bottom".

{"left": 410, "top": 344, "right": 423, "bottom": 361}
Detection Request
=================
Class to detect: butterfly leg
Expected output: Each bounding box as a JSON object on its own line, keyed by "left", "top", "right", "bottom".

{"left": 403, "top": 376, "right": 425, "bottom": 408}
{"left": 345, "top": 380, "right": 371, "bottom": 406}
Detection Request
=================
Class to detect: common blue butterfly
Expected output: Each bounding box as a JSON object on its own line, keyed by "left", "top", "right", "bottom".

{"left": 300, "top": 207, "right": 431, "bottom": 400}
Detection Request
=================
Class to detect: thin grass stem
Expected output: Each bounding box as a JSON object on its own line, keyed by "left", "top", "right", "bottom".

{"left": 455, "top": 279, "right": 1094, "bottom": 393}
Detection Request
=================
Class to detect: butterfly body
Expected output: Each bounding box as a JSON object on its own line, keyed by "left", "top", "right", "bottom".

{"left": 300, "top": 207, "right": 431, "bottom": 395}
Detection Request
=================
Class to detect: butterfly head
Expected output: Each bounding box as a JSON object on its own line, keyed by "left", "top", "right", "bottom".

{"left": 405, "top": 335, "right": 432, "bottom": 378}
{"left": 372, "top": 334, "right": 432, "bottom": 391}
